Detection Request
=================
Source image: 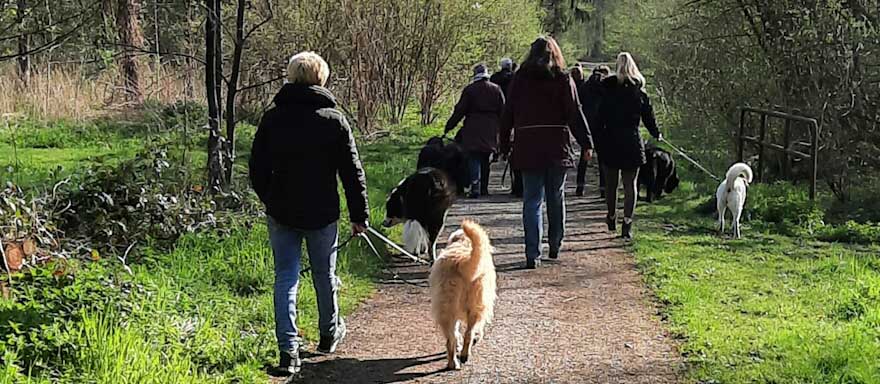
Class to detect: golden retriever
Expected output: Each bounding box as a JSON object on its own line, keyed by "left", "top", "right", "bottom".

{"left": 429, "top": 220, "right": 497, "bottom": 370}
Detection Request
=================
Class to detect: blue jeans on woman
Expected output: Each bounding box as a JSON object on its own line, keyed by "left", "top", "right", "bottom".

{"left": 521, "top": 168, "right": 567, "bottom": 263}
{"left": 467, "top": 151, "right": 491, "bottom": 197}
{"left": 268, "top": 216, "right": 342, "bottom": 353}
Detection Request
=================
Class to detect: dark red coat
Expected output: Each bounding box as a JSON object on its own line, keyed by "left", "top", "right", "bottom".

{"left": 444, "top": 79, "right": 506, "bottom": 154}
{"left": 499, "top": 68, "right": 593, "bottom": 171}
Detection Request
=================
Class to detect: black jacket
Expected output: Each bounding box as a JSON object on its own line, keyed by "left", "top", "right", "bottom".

{"left": 490, "top": 69, "right": 515, "bottom": 95}
{"left": 249, "top": 84, "right": 369, "bottom": 230}
{"left": 579, "top": 74, "right": 605, "bottom": 150}
{"left": 597, "top": 76, "right": 660, "bottom": 170}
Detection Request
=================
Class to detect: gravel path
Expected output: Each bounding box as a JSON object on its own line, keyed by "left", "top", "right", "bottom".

{"left": 286, "top": 164, "right": 682, "bottom": 383}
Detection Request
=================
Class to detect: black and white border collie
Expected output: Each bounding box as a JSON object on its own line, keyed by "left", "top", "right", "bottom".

{"left": 382, "top": 167, "right": 457, "bottom": 262}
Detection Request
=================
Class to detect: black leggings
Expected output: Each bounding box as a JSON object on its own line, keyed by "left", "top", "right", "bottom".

{"left": 576, "top": 154, "right": 606, "bottom": 190}
{"left": 605, "top": 166, "right": 639, "bottom": 221}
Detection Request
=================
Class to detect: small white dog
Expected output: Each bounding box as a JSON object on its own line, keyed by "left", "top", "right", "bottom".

{"left": 716, "top": 163, "right": 754, "bottom": 238}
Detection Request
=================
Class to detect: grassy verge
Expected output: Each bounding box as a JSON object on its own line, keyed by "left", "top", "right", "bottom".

{"left": 634, "top": 182, "right": 880, "bottom": 383}
{"left": 1, "top": 111, "right": 438, "bottom": 382}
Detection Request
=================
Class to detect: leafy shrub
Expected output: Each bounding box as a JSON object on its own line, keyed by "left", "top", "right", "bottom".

{"left": 58, "top": 146, "right": 259, "bottom": 257}
{"left": 748, "top": 183, "right": 825, "bottom": 234}
{"left": 0, "top": 260, "right": 134, "bottom": 377}
{"left": 154, "top": 100, "right": 207, "bottom": 133}
{"left": 817, "top": 221, "right": 880, "bottom": 245}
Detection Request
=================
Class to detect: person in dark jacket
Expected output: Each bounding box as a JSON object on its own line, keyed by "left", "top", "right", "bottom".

{"left": 445, "top": 63, "right": 506, "bottom": 198}
{"left": 571, "top": 64, "right": 585, "bottom": 88}
{"left": 490, "top": 58, "right": 515, "bottom": 95}
{"left": 491, "top": 58, "right": 525, "bottom": 197}
{"left": 576, "top": 65, "right": 611, "bottom": 197}
{"left": 249, "top": 51, "right": 368, "bottom": 376}
{"left": 598, "top": 52, "right": 662, "bottom": 240}
{"left": 499, "top": 36, "right": 593, "bottom": 269}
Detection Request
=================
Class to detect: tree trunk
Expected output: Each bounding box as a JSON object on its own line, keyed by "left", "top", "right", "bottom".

{"left": 16, "top": 0, "right": 30, "bottom": 86}
{"left": 214, "top": 0, "right": 223, "bottom": 112}
{"left": 116, "top": 0, "right": 144, "bottom": 104}
{"left": 223, "top": 0, "right": 246, "bottom": 184}
{"left": 205, "top": 0, "right": 226, "bottom": 191}
{"left": 589, "top": 0, "right": 605, "bottom": 60}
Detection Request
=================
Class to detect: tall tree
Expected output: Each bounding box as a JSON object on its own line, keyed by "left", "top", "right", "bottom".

{"left": 205, "top": 0, "right": 225, "bottom": 191}
{"left": 116, "top": 0, "right": 144, "bottom": 104}
{"left": 16, "top": 0, "right": 30, "bottom": 85}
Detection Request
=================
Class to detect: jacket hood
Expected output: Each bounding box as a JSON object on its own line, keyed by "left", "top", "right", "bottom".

{"left": 602, "top": 75, "right": 642, "bottom": 89}
{"left": 273, "top": 84, "right": 337, "bottom": 108}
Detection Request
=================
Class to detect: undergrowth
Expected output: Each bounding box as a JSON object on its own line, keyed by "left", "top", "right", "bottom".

{"left": 1, "top": 108, "right": 435, "bottom": 382}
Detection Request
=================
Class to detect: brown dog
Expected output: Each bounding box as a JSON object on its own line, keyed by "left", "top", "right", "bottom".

{"left": 429, "top": 220, "right": 497, "bottom": 370}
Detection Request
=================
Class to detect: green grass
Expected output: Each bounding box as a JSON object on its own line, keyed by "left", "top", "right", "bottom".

{"left": 0, "top": 118, "right": 146, "bottom": 187}
{"left": 634, "top": 182, "right": 880, "bottom": 383}
{"left": 1, "top": 111, "right": 439, "bottom": 382}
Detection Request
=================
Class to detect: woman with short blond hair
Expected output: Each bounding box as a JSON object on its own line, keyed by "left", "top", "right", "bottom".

{"left": 250, "top": 51, "right": 368, "bottom": 376}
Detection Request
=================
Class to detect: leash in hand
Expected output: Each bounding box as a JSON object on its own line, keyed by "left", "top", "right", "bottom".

{"left": 659, "top": 137, "right": 721, "bottom": 181}
{"left": 300, "top": 226, "right": 430, "bottom": 289}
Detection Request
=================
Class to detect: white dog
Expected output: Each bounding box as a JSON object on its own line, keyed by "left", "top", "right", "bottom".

{"left": 716, "top": 163, "right": 754, "bottom": 238}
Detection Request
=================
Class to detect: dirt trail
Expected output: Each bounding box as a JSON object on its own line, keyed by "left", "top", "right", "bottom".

{"left": 289, "top": 165, "right": 682, "bottom": 383}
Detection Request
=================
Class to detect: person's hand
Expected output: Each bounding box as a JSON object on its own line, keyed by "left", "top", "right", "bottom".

{"left": 351, "top": 222, "right": 368, "bottom": 236}
{"left": 583, "top": 149, "right": 593, "bottom": 162}
{"left": 657, "top": 134, "right": 664, "bottom": 142}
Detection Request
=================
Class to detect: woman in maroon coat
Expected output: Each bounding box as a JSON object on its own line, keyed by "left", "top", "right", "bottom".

{"left": 499, "top": 36, "right": 593, "bottom": 269}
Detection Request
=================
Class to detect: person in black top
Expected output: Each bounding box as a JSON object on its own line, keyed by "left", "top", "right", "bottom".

{"left": 597, "top": 53, "right": 662, "bottom": 240}
{"left": 249, "top": 51, "right": 368, "bottom": 376}
{"left": 576, "top": 65, "right": 611, "bottom": 197}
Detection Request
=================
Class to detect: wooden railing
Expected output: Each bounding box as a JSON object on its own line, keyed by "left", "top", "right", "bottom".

{"left": 738, "top": 107, "right": 820, "bottom": 200}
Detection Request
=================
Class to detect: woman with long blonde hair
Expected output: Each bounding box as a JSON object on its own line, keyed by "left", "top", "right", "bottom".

{"left": 597, "top": 52, "right": 661, "bottom": 240}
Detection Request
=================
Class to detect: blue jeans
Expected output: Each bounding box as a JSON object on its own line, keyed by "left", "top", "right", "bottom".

{"left": 467, "top": 152, "right": 491, "bottom": 196}
{"left": 522, "top": 168, "right": 567, "bottom": 262}
{"left": 268, "top": 216, "right": 342, "bottom": 352}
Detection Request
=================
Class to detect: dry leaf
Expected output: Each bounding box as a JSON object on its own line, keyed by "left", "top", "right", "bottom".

{"left": 90, "top": 249, "right": 100, "bottom": 261}
{"left": 0, "top": 281, "right": 9, "bottom": 299}
{"left": 192, "top": 185, "right": 204, "bottom": 193}
{"left": 4, "top": 243, "right": 23, "bottom": 272}
{"left": 53, "top": 264, "right": 67, "bottom": 278}
{"left": 22, "top": 238, "right": 37, "bottom": 256}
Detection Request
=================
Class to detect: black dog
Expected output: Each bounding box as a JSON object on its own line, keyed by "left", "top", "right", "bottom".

{"left": 382, "top": 167, "right": 456, "bottom": 262}
{"left": 417, "top": 137, "right": 467, "bottom": 195}
{"left": 639, "top": 145, "right": 680, "bottom": 202}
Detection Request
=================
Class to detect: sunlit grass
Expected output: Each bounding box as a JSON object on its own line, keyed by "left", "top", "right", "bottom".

{"left": 634, "top": 184, "right": 880, "bottom": 383}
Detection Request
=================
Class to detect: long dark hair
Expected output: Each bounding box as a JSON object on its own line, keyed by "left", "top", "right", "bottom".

{"left": 520, "top": 36, "right": 567, "bottom": 78}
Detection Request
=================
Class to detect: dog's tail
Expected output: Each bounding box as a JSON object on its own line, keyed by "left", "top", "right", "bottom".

{"left": 725, "top": 163, "right": 753, "bottom": 190}
{"left": 458, "top": 220, "right": 490, "bottom": 279}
